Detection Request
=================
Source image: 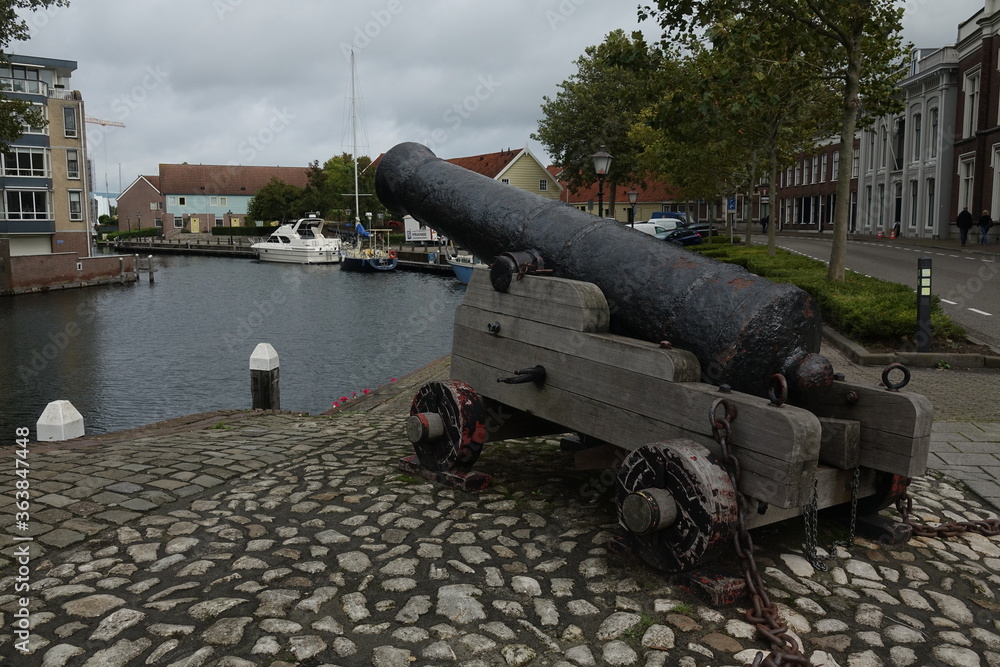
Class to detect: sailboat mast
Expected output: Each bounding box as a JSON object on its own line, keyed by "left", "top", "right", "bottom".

{"left": 351, "top": 50, "right": 360, "bottom": 224}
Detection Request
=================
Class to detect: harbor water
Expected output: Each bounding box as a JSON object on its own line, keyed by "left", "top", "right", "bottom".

{"left": 0, "top": 254, "right": 466, "bottom": 437}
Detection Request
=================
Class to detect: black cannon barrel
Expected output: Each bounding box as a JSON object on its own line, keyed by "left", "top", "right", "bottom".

{"left": 376, "top": 142, "right": 832, "bottom": 399}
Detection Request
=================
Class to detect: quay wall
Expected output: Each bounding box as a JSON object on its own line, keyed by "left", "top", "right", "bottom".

{"left": 1, "top": 239, "right": 137, "bottom": 295}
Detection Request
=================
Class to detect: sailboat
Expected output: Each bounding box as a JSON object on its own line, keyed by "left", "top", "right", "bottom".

{"left": 341, "top": 50, "right": 397, "bottom": 273}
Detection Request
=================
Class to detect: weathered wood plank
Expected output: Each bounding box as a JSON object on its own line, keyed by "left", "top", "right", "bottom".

{"left": 818, "top": 418, "right": 860, "bottom": 469}
{"left": 455, "top": 305, "right": 702, "bottom": 384}
{"left": 799, "top": 380, "right": 932, "bottom": 478}
{"left": 452, "top": 322, "right": 818, "bottom": 463}
{"left": 743, "top": 466, "right": 878, "bottom": 529}
{"left": 462, "top": 268, "right": 610, "bottom": 332}
{"left": 452, "top": 352, "right": 820, "bottom": 508}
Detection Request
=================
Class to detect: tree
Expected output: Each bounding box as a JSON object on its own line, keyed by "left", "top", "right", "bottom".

{"left": 533, "top": 29, "right": 665, "bottom": 216}
{"left": 246, "top": 177, "right": 303, "bottom": 224}
{"left": 0, "top": 1, "right": 70, "bottom": 148}
{"left": 299, "top": 154, "right": 384, "bottom": 223}
{"left": 641, "top": 0, "right": 908, "bottom": 280}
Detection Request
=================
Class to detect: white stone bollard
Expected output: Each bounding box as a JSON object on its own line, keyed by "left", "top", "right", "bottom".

{"left": 250, "top": 343, "right": 280, "bottom": 410}
{"left": 36, "top": 400, "right": 85, "bottom": 441}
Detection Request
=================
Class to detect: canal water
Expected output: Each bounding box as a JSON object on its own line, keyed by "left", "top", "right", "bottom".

{"left": 0, "top": 254, "right": 467, "bottom": 437}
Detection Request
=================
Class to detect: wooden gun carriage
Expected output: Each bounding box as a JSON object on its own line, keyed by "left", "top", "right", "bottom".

{"left": 376, "top": 142, "right": 933, "bottom": 572}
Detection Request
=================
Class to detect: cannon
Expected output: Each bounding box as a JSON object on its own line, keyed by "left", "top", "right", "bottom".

{"left": 376, "top": 142, "right": 933, "bottom": 572}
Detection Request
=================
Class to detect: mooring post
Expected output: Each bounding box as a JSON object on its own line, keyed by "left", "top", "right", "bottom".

{"left": 37, "top": 400, "right": 85, "bottom": 441}
{"left": 916, "top": 257, "right": 932, "bottom": 353}
{"left": 250, "top": 343, "right": 280, "bottom": 410}
{"left": 148, "top": 255, "right": 154, "bottom": 283}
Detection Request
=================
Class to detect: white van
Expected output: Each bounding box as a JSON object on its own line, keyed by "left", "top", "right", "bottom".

{"left": 631, "top": 222, "right": 672, "bottom": 240}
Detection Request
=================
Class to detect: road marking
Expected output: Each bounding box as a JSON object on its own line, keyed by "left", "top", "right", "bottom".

{"left": 968, "top": 308, "right": 993, "bottom": 316}
{"left": 941, "top": 299, "right": 958, "bottom": 305}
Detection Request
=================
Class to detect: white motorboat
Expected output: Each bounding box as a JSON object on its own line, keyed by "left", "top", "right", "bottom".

{"left": 251, "top": 215, "right": 342, "bottom": 264}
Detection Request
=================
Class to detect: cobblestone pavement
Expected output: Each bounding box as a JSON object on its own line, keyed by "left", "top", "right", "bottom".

{"left": 2, "top": 338, "right": 1000, "bottom": 666}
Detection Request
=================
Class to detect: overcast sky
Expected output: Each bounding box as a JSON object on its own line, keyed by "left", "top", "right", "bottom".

{"left": 9, "top": 0, "right": 988, "bottom": 194}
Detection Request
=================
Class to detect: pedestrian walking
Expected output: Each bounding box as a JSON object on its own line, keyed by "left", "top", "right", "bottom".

{"left": 979, "top": 209, "right": 993, "bottom": 245}
{"left": 956, "top": 206, "right": 973, "bottom": 246}
{"left": 760, "top": 215, "right": 769, "bottom": 234}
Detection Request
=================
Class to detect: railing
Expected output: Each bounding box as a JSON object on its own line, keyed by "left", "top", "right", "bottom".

{"left": 0, "top": 78, "right": 47, "bottom": 95}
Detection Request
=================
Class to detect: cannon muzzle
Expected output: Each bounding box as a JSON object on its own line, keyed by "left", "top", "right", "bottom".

{"left": 376, "top": 142, "right": 832, "bottom": 400}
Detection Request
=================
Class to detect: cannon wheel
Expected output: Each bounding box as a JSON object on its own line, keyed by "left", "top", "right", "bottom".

{"left": 408, "top": 380, "right": 487, "bottom": 472}
{"left": 615, "top": 441, "right": 738, "bottom": 572}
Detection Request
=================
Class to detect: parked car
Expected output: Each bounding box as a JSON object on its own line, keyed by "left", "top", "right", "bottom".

{"left": 684, "top": 222, "right": 717, "bottom": 239}
{"left": 650, "top": 211, "right": 695, "bottom": 226}
{"left": 664, "top": 226, "right": 703, "bottom": 246}
{"left": 631, "top": 222, "right": 673, "bottom": 240}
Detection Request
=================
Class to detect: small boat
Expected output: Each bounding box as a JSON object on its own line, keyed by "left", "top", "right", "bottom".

{"left": 339, "top": 50, "right": 397, "bottom": 274}
{"left": 251, "top": 215, "right": 342, "bottom": 264}
{"left": 341, "top": 222, "right": 398, "bottom": 272}
{"left": 447, "top": 253, "right": 482, "bottom": 284}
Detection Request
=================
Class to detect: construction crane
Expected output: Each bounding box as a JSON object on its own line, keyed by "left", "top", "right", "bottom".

{"left": 85, "top": 116, "right": 125, "bottom": 128}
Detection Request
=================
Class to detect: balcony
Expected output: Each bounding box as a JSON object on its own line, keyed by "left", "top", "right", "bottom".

{"left": 0, "top": 78, "right": 77, "bottom": 99}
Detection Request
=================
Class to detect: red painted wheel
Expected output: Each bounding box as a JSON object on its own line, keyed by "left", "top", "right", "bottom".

{"left": 408, "top": 380, "right": 486, "bottom": 472}
{"left": 616, "top": 440, "right": 738, "bottom": 572}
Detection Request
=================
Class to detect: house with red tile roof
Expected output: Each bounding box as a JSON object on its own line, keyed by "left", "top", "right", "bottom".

{"left": 118, "top": 164, "right": 311, "bottom": 237}
{"left": 446, "top": 147, "right": 563, "bottom": 200}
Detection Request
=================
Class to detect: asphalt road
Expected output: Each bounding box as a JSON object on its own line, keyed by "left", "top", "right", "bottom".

{"left": 769, "top": 235, "right": 1000, "bottom": 350}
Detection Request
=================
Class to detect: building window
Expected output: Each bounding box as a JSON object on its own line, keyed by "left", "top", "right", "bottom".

{"left": 20, "top": 103, "right": 47, "bottom": 135}
{"left": 500, "top": 178, "right": 509, "bottom": 185}
{"left": 219, "top": 196, "right": 227, "bottom": 206}
{"left": 149, "top": 202, "right": 158, "bottom": 210}
{"left": 4, "top": 190, "right": 49, "bottom": 220}
{"left": 794, "top": 162, "right": 801, "bottom": 185}
{"left": 832, "top": 151, "right": 840, "bottom": 180}
{"left": 178, "top": 196, "right": 186, "bottom": 206}
{"left": 210, "top": 196, "right": 218, "bottom": 207}
{"left": 867, "top": 131, "right": 875, "bottom": 170}
{"left": 63, "top": 106, "right": 78, "bottom": 138}
{"left": 926, "top": 178, "right": 935, "bottom": 229}
{"left": 538, "top": 179, "right": 547, "bottom": 191}
{"left": 929, "top": 108, "right": 939, "bottom": 159}
{"left": 820, "top": 154, "right": 827, "bottom": 183}
{"left": 851, "top": 148, "right": 858, "bottom": 178}
{"left": 174, "top": 217, "right": 183, "bottom": 228}
{"left": 68, "top": 190, "right": 83, "bottom": 220}
{"left": 912, "top": 113, "right": 921, "bottom": 162}
{"left": 959, "top": 157, "right": 975, "bottom": 210}
{"left": 811, "top": 156, "right": 819, "bottom": 184}
{"left": 155, "top": 218, "right": 163, "bottom": 227}
{"left": 909, "top": 180, "right": 918, "bottom": 228}
{"left": 964, "top": 69, "right": 980, "bottom": 139}
{"left": 66, "top": 149, "right": 79, "bottom": 179}
{"left": 2, "top": 147, "right": 47, "bottom": 177}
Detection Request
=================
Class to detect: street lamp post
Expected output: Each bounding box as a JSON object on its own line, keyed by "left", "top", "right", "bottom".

{"left": 591, "top": 146, "right": 613, "bottom": 218}
{"left": 627, "top": 188, "right": 638, "bottom": 228}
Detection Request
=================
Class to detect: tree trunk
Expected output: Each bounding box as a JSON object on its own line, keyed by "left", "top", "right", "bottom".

{"left": 768, "top": 143, "right": 778, "bottom": 256}
{"left": 828, "top": 27, "right": 864, "bottom": 282}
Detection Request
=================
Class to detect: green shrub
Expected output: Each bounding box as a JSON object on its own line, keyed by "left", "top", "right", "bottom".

{"left": 106, "top": 228, "right": 160, "bottom": 239}
{"left": 690, "top": 245, "right": 967, "bottom": 345}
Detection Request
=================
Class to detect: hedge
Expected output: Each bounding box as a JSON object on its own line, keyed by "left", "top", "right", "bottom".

{"left": 690, "top": 244, "right": 966, "bottom": 345}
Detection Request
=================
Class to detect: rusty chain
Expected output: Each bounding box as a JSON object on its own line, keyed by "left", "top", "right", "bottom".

{"left": 895, "top": 480, "right": 1000, "bottom": 538}
{"left": 711, "top": 398, "right": 810, "bottom": 667}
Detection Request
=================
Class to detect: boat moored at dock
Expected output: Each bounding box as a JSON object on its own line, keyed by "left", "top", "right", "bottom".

{"left": 251, "top": 215, "right": 342, "bottom": 264}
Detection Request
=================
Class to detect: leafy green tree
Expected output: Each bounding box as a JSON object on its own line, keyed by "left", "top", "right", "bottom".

{"left": 533, "top": 29, "right": 665, "bottom": 216}
{"left": 0, "top": 1, "right": 70, "bottom": 148}
{"left": 299, "top": 154, "right": 384, "bottom": 223}
{"left": 246, "top": 177, "right": 303, "bottom": 224}
{"left": 641, "top": 0, "right": 908, "bottom": 280}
